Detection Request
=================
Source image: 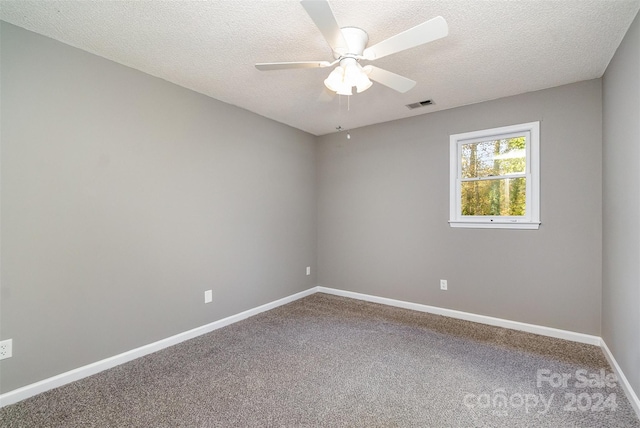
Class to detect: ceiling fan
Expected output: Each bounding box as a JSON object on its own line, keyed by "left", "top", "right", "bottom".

{"left": 255, "top": 0, "right": 448, "bottom": 96}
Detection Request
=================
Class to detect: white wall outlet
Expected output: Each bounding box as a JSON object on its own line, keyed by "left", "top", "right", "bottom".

{"left": 440, "top": 279, "right": 448, "bottom": 290}
{"left": 0, "top": 339, "right": 13, "bottom": 360}
{"left": 306, "top": 266, "right": 311, "bottom": 276}
{"left": 204, "top": 290, "right": 213, "bottom": 304}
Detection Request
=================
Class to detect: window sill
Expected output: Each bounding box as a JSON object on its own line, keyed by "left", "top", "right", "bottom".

{"left": 449, "top": 220, "right": 541, "bottom": 230}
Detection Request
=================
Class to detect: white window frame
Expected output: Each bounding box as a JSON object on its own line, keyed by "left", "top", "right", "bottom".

{"left": 449, "top": 121, "right": 540, "bottom": 230}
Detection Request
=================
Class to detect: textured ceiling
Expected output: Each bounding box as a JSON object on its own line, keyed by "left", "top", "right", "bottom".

{"left": 1, "top": 1, "right": 639, "bottom": 136}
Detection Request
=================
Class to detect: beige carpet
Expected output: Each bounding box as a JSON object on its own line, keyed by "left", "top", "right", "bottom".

{"left": 1, "top": 293, "right": 638, "bottom": 427}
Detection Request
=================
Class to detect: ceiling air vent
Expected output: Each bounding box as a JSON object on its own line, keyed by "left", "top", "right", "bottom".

{"left": 406, "top": 99, "right": 434, "bottom": 110}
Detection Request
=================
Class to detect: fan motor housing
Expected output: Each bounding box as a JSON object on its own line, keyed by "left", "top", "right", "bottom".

{"left": 334, "top": 27, "right": 369, "bottom": 59}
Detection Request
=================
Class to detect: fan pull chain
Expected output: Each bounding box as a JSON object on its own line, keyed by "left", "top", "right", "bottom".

{"left": 337, "top": 94, "right": 352, "bottom": 112}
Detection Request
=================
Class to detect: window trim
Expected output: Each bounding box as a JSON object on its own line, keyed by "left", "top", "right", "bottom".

{"left": 449, "top": 121, "right": 540, "bottom": 230}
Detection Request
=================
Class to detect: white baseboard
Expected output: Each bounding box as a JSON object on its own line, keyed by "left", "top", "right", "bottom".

{"left": 600, "top": 339, "right": 640, "bottom": 419}
{"left": 317, "top": 286, "right": 602, "bottom": 345}
{"left": 0, "top": 287, "right": 317, "bottom": 408}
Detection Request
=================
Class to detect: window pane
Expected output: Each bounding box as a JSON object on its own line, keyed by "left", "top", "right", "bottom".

{"left": 461, "top": 177, "right": 527, "bottom": 216}
{"left": 461, "top": 137, "right": 526, "bottom": 179}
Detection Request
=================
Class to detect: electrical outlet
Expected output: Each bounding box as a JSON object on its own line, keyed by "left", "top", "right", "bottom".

{"left": 306, "top": 266, "right": 311, "bottom": 276}
{"left": 440, "top": 279, "right": 448, "bottom": 290}
{"left": 0, "top": 339, "right": 13, "bottom": 360}
{"left": 204, "top": 290, "right": 213, "bottom": 304}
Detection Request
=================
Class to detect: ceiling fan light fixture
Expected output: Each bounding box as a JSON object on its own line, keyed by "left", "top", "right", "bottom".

{"left": 324, "top": 66, "right": 345, "bottom": 92}
{"left": 343, "top": 60, "right": 360, "bottom": 80}
{"left": 336, "top": 84, "right": 353, "bottom": 96}
{"left": 325, "top": 59, "right": 372, "bottom": 95}
{"left": 356, "top": 80, "right": 372, "bottom": 93}
{"left": 344, "top": 59, "right": 372, "bottom": 94}
{"left": 355, "top": 72, "right": 372, "bottom": 93}
{"left": 324, "top": 64, "right": 354, "bottom": 95}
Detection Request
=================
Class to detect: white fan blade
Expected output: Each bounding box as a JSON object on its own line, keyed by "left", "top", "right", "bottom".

{"left": 363, "top": 16, "right": 448, "bottom": 61}
{"left": 301, "top": 0, "right": 349, "bottom": 54}
{"left": 256, "top": 61, "right": 331, "bottom": 71}
{"left": 365, "top": 66, "right": 416, "bottom": 93}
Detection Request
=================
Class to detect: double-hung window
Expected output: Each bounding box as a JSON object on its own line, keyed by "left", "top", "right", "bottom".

{"left": 449, "top": 121, "right": 540, "bottom": 229}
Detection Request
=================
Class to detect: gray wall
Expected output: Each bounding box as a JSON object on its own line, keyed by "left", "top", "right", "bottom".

{"left": 602, "top": 11, "right": 640, "bottom": 397}
{"left": 0, "top": 23, "right": 317, "bottom": 393}
{"left": 318, "top": 80, "right": 603, "bottom": 335}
